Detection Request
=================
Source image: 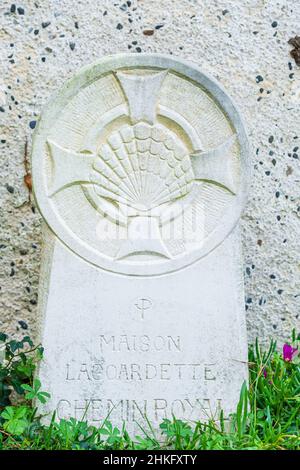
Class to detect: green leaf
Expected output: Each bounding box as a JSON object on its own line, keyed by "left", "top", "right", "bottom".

{"left": 33, "top": 378, "right": 41, "bottom": 392}
{"left": 37, "top": 391, "right": 50, "bottom": 404}
{"left": 1, "top": 406, "right": 15, "bottom": 420}
{"left": 0, "top": 333, "right": 8, "bottom": 343}
{"left": 22, "top": 336, "right": 34, "bottom": 348}
{"left": 15, "top": 407, "right": 28, "bottom": 419}
{"left": 4, "top": 418, "right": 27, "bottom": 436}
{"left": 21, "top": 384, "right": 33, "bottom": 392}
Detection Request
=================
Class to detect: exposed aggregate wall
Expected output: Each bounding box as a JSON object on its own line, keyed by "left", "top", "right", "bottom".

{"left": 0, "top": 0, "right": 299, "bottom": 345}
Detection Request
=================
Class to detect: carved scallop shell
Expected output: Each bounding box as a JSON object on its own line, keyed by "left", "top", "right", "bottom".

{"left": 92, "top": 123, "right": 194, "bottom": 212}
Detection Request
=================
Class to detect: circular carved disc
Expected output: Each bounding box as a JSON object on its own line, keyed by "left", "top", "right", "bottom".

{"left": 32, "top": 54, "right": 250, "bottom": 276}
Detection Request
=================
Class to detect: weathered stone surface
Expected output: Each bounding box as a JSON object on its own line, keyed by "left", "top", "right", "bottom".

{"left": 38, "top": 228, "right": 247, "bottom": 431}
{"left": 32, "top": 54, "right": 249, "bottom": 431}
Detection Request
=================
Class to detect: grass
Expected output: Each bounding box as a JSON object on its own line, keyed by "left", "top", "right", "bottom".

{"left": 0, "top": 331, "right": 299, "bottom": 450}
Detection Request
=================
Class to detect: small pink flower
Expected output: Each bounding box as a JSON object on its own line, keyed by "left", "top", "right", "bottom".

{"left": 283, "top": 343, "right": 298, "bottom": 362}
{"left": 262, "top": 367, "right": 273, "bottom": 385}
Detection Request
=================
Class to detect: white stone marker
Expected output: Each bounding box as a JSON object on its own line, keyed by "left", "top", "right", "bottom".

{"left": 32, "top": 54, "right": 250, "bottom": 434}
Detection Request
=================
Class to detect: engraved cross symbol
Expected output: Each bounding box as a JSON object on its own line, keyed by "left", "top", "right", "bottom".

{"left": 46, "top": 69, "right": 238, "bottom": 260}
{"left": 135, "top": 298, "right": 152, "bottom": 320}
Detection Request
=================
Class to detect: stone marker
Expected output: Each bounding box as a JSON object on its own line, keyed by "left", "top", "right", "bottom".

{"left": 32, "top": 54, "right": 250, "bottom": 433}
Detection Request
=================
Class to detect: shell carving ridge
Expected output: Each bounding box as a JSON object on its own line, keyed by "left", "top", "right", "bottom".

{"left": 92, "top": 123, "right": 194, "bottom": 212}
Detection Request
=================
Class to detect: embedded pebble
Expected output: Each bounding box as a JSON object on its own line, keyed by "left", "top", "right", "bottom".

{"left": 18, "top": 320, "right": 28, "bottom": 329}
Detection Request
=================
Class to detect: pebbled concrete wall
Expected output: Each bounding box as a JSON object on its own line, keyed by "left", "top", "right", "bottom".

{"left": 0, "top": 0, "right": 299, "bottom": 345}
